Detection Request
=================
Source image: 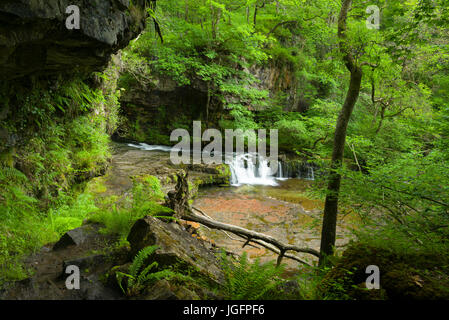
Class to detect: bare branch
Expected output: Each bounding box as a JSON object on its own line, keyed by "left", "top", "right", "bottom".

{"left": 182, "top": 209, "right": 321, "bottom": 259}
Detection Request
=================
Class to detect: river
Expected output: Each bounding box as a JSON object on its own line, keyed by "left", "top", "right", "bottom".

{"left": 124, "top": 142, "right": 358, "bottom": 272}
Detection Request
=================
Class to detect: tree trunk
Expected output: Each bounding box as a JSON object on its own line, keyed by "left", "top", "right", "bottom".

{"left": 206, "top": 82, "right": 211, "bottom": 124}
{"left": 318, "top": 0, "right": 363, "bottom": 267}
{"left": 211, "top": 5, "right": 222, "bottom": 40}
{"left": 253, "top": 5, "right": 258, "bottom": 27}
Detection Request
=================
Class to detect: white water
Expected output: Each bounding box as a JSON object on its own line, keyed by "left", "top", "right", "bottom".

{"left": 127, "top": 143, "right": 179, "bottom": 152}
{"left": 127, "top": 143, "right": 315, "bottom": 186}
{"left": 306, "top": 166, "right": 315, "bottom": 181}
{"left": 276, "top": 161, "right": 288, "bottom": 181}
{"left": 229, "top": 154, "right": 280, "bottom": 187}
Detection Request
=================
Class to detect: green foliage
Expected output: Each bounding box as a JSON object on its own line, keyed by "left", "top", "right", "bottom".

{"left": 0, "top": 71, "right": 120, "bottom": 284}
{"left": 2, "top": 0, "right": 449, "bottom": 301}
{"left": 220, "top": 251, "right": 286, "bottom": 300}
{"left": 48, "top": 193, "right": 99, "bottom": 235}
{"left": 116, "top": 245, "right": 197, "bottom": 297}
{"left": 336, "top": 150, "right": 449, "bottom": 262}
{"left": 116, "top": 245, "right": 160, "bottom": 296}
{"left": 89, "top": 176, "right": 173, "bottom": 240}
{"left": 0, "top": 186, "right": 100, "bottom": 285}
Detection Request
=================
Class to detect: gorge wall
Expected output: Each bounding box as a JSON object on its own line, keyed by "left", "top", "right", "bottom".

{"left": 0, "top": 0, "right": 149, "bottom": 203}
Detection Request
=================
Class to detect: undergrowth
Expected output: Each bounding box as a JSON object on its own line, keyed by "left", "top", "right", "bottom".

{"left": 220, "top": 251, "right": 287, "bottom": 300}
{"left": 0, "top": 71, "right": 121, "bottom": 285}
{"left": 88, "top": 175, "right": 174, "bottom": 240}
{"left": 115, "top": 245, "right": 197, "bottom": 297}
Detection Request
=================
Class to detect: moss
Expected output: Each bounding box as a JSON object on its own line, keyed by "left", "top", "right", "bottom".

{"left": 216, "top": 164, "right": 231, "bottom": 184}
{"left": 383, "top": 264, "right": 449, "bottom": 300}
{"left": 86, "top": 176, "right": 108, "bottom": 194}
{"left": 318, "top": 242, "right": 449, "bottom": 300}
{"left": 0, "top": 147, "right": 15, "bottom": 167}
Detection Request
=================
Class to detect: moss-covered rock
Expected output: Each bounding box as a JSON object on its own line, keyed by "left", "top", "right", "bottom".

{"left": 127, "top": 216, "right": 225, "bottom": 286}
{"left": 318, "top": 242, "right": 449, "bottom": 300}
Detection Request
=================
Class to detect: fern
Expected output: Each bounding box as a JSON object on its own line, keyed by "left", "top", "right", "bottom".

{"left": 115, "top": 245, "right": 199, "bottom": 297}
{"left": 116, "top": 245, "right": 159, "bottom": 296}
{"left": 128, "top": 245, "right": 159, "bottom": 278}
{"left": 0, "top": 167, "right": 28, "bottom": 184}
{"left": 221, "top": 251, "right": 285, "bottom": 300}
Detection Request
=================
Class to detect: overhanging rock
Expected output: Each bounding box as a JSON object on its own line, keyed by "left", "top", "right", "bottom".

{"left": 0, "top": 0, "right": 149, "bottom": 79}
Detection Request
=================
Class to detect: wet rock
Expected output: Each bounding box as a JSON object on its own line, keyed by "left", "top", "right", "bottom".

{"left": 127, "top": 216, "right": 224, "bottom": 285}
{"left": 144, "top": 280, "right": 178, "bottom": 300}
{"left": 53, "top": 225, "right": 93, "bottom": 250}
{"left": 62, "top": 254, "right": 107, "bottom": 274}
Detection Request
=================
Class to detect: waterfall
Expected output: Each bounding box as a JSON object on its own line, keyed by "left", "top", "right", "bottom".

{"left": 229, "top": 154, "right": 279, "bottom": 186}
{"left": 277, "top": 161, "right": 288, "bottom": 181}
{"left": 127, "top": 143, "right": 175, "bottom": 152}
{"left": 228, "top": 154, "right": 316, "bottom": 186}
{"left": 305, "top": 166, "right": 315, "bottom": 181}
{"left": 126, "top": 143, "right": 316, "bottom": 185}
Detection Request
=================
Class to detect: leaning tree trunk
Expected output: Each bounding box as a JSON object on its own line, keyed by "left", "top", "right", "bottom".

{"left": 319, "top": 0, "right": 363, "bottom": 267}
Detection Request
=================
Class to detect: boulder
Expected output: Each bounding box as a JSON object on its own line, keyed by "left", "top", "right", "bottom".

{"left": 65, "top": 274, "right": 123, "bottom": 300}
{"left": 53, "top": 225, "right": 93, "bottom": 250}
{"left": 317, "top": 242, "right": 449, "bottom": 300}
{"left": 127, "top": 216, "right": 225, "bottom": 285}
{"left": 144, "top": 279, "right": 179, "bottom": 300}
{"left": 62, "top": 254, "right": 107, "bottom": 274}
{"left": 143, "top": 279, "right": 203, "bottom": 300}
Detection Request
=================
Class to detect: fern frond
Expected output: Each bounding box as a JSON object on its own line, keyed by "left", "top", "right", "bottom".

{"left": 128, "top": 245, "right": 159, "bottom": 277}
{"left": 136, "top": 261, "right": 159, "bottom": 284}
{"left": 0, "top": 167, "right": 28, "bottom": 183}
{"left": 221, "top": 251, "right": 285, "bottom": 300}
{"left": 115, "top": 271, "right": 135, "bottom": 295}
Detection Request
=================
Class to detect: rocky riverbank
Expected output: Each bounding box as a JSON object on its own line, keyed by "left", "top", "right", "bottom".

{"left": 0, "top": 142, "right": 232, "bottom": 300}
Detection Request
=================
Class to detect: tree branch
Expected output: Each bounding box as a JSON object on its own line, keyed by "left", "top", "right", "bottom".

{"left": 183, "top": 208, "right": 321, "bottom": 260}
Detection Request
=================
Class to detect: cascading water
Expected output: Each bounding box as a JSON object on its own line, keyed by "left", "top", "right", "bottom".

{"left": 229, "top": 154, "right": 279, "bottom": 186}
{"left": 228, "top": 154, "right": 316, "bottom": 186}
{"left": 306, "top": 166, "right": 315, "bottom": 181}
{"left": 127, "top": 143, "right": 178, "bottom": 152}
{"left": 127, "top": 143, "right": 315, "bottom": 186}
{"left": 276, "top": 161, "right": 288, "bottom": 181}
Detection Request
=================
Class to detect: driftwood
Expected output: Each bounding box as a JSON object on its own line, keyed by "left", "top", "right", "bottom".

{"left": 170, "top": 172, "right": 320, "bottom": 266}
